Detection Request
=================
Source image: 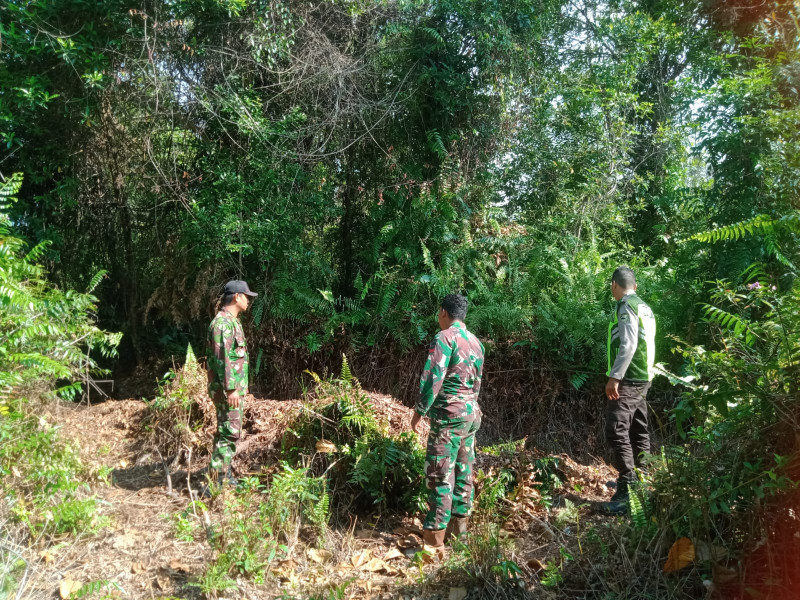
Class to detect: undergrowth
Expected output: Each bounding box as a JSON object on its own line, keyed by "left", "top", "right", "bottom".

{"left": 283, "top": 356, "right": 427, "bottom": 515}
{"left": 0, "top": 398, "right": 108, "bottom": 541}
{"left": 140, "top": 344, "right": 212, "bottom": 466}
{"left": 435, "top": 522, "right": 532, "bottom": 599}
{"left": 188, "top": 468, "right": 331, "bottom": 595}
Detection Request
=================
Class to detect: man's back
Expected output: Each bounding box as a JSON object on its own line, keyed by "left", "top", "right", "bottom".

{"left": 417, "top": 321, "right": 484, "bottom": 421}
{"left": 608, "top": 293, "right": 656, "bottom": 382}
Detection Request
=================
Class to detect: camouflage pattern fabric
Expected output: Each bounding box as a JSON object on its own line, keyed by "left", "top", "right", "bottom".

{"left": 209, "top": 393, "right": 244, "bottom": 472}
{"left": 206, "top": 309, "right": 249, "bottom": 398}
{"left": 206, "top": 309, "right": 249, "bottom": 473}
{"left": 423, "top": 410, "right": 482, "bottom": 530}
{"left": 416, "top": 321, "right": 484, "bottom": 421}
{"left": 418, "top": 320, "right": 485, "bottom": 530}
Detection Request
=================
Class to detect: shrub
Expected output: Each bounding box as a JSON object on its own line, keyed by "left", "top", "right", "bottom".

{"left": 0, "top": 174, "right": 117, "bottom": 544}
{"left": 655, "top": 279, "right": 799, "bottom": 539}
{"left": 140, "top": 344, "right": 212, "bottom": 466}
{"left": 438, "top": 521, "right": 531, "bottom": 599}
{"left": 192, "top": 468, "right": 329, "bottom": 591}
{"left": 0, "top": 396, "right": 107, "bottom": 539}
{"left": 284, "top": 357, "right": 427, "bottom": 515}
{"left": 0, "top": 174, "right": 120, "bottom": 403}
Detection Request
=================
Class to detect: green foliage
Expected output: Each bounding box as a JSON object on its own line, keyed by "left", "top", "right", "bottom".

{"left": 0, "top": 547, "right": 27, "bottom": 600}
{"left": 188, "top": 561, "right": 238, "bottom": 597}
{"left": 0, "top": 396, "right": 107, "bottom": 538}
{"left": 651, "top": 276, "right": 799, "bottom": 557}
{"left": 531, "top": 456, "right": 562, "bottom": 496}
{"left": 481, "top": 439, "right": 526, "bottom": 458}
{"left": 628, "top": 490, "right": 647, "bottom": 531}
{"left": 0, "top": 173, "right": 118, "bottom": 555}
{"left": 171, "top": 505, "right": 203, "bottom": 542}
{"left": 264, "top": 465, "right": 330, "bottom": 537}
{"left": 440, "top": 522, "right": 529, "bottom": 598}
{"left": 141, "top": 345, "right": 210, "bottom": 463}
{"left": 0, "top": 174, "right": 120, "bottom": 402}
{"left": 69, "top": 580, "right": 124, "bottom": 600}
{"left": 474, "top": 468, "right": 515, "bottom": 514}
{"left": 554, "top": 499, "right": 579, "bottom": 530}
{"left": 305, "top": 579, "right": 355, "bottom": 600}
{"left": 286, "top": 368, "right": 427, "bottom": 513}
{"left": 193, "top": 469, "right": 329, "bottom": 588}
{"left": 2, "top": 2, "right": 800, "bottom": 594}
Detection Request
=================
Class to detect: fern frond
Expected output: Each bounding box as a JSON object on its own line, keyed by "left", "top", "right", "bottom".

{"left": 690, "top": 214, "right": 775, "bottom": 244}
{"left": 569, "top": 372, "right": 589, "bottom": 390}
{"left": 86, "top": 270, "right": 108, "bottom": 293}
{"left": 629, "top": 492, "right": 646, "bottom": 529}
{"left": 701, "top": 304, "right": 756, "bottom": 343}
{"left": 740, "top": 263, "right": 767, "bottom": 284}
{"left": 0, "top": 172, "right": 24, "bottom": 204}
{"left": 340, "top": 354, "right": 352, "bottom": 383}
{"left": 426, "top": 129, "right": 447, "bottom": 161}
{"left": 420, "top": 26, "right": 446, "bottom": 48}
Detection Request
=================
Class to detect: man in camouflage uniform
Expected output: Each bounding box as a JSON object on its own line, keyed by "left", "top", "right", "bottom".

{"left": 206, "top": 280, "right": 257, "bottom": 485}
{"left": 410, "top": 294, "right": 484, "bottom": 553}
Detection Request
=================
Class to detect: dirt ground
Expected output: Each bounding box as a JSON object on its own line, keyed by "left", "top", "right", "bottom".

{"left": 18, "top": 393, "right": 621, "bottom": 600}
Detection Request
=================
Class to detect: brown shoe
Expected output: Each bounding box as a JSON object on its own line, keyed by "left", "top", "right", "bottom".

{"left": 422, "top": 528, "right": 447, "bottom": 560}
{"left": 444, "top": 516, "right": 468, "bottom": 544}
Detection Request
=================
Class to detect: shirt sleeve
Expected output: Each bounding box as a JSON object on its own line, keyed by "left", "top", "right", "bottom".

{"left": 609, "top": 303, "right": 639, "bottom": 380}
{"left": 416, "top": 332, "right": 451, "bottom": 416}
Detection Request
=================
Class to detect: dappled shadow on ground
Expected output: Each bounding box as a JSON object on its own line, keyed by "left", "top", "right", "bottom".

{"left": 36, "top": 395, "right": 633, "bottom": 599}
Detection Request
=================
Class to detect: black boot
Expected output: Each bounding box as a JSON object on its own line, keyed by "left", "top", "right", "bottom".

{"left": 600, "top": 480, "right": 630, "bottom": 515}
{"left": 220, "top": 465, "right": 240, "bottom": 489}
{"left": 197, "top": 468, "right": 221, "bottom": 499}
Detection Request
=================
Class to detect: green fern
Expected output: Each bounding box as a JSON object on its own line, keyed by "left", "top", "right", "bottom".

{"left": 377, "top": 281, "right": 399, "bottom": 315}
{"left": 70, "top": 579, "right": 124, "bottom": 599}
{"left": 569, "top": 372, "right": 589, "bottom": 390}
{"left": 311, "top": 487, "right": 330, "bottom": 528}
{"left": 85, "top": 270, "right": 107, "bottom": 294}
{"left": 420, "top": 26, "right": 446, "bottom": 48}
{"left": 0, "top": 173, "right": 23, "bottom": 214}
{"left": 702, "top": 304, "right": 756, "bottom": 344}
{"left": 340, "top": 354, "right": 352, "bottom": 383}
{"left": 426, "top": 129, "right": 448, "bottom": 161}
{"left": 690, "top": 212, "right": 800, "bottom": 271}
{"left": 691, "top": 214, "right": 777, "bottom": 243}
{"left": 629, "top": 491, "right": 646, "bottom": 529}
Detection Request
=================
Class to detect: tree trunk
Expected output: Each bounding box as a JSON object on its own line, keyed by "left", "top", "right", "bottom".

{"left": 339, "top": 145, "right": 356, "bottom": 298}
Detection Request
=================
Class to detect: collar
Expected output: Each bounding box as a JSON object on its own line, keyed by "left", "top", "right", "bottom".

{"left": 220, "top": 307, "right": 238, "bottom": 319}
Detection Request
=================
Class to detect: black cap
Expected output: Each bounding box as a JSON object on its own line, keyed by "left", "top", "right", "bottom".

{"left": 224, "top": 280, "right": 258, "bottom": 297}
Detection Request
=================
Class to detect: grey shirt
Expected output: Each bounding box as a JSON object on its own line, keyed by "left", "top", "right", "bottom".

{"left": 609, "top": 293, "right": 639, "bottom": 380}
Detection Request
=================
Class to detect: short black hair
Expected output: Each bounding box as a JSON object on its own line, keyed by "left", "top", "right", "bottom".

{"left": 441, "top": 294, "right": 468, "bottom": 320}
{"left": 221, "top": 292, "right": 237, "bottom": 306}
{"left": 611, "top": 266, "right": 636, "bottom": 289}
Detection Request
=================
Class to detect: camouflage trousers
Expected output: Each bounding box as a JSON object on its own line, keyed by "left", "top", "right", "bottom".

{"left": 423, "top": 409, "right": 482, "bottom": 531}
{"left": 209, "top": 393, "right": 244, "bottom": 474}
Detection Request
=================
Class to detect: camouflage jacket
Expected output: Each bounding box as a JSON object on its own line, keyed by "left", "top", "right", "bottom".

{"left": 206, "top": 309, "right": 249, "bottom": 398}
{"left": 416, "top": 321, "right": 484, "bottom": 421}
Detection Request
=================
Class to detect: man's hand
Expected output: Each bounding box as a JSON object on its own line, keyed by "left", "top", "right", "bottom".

{"left": 410, "top": 412, "right": 424, "bottom": 434}
{"left": 605, "top": 378, "right": 620, "bottom": 401}
{"left": 227, "top": 389, "right": 240, "bottom": 408}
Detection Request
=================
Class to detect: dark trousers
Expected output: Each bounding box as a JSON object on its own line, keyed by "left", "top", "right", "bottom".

{"left": 605, "top": 380, "right": 651, "bottom": 484}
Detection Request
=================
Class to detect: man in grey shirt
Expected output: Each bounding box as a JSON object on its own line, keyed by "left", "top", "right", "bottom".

{"left": 602, "top": 266, "right": 656, "bottom": 514}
